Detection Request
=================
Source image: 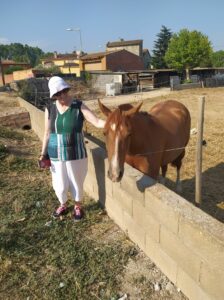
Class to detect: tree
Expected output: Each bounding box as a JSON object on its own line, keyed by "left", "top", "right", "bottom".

{"left": 165, "top": 29, "right": 213, "bottom": 80}
{"left": 0, "top": 43, "right": 44, "bottom": 67}
{"left": 152, "top": 25, "right": 173, "bottom": 69}
{"left": 211, "top": 50, "right": 224, "bottom": 67}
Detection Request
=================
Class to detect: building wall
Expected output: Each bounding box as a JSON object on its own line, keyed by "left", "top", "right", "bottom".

{"left": 82, "top": 61, "right": 104, "bottom": 71}
{"left": 107, "top": 44, "right": 142, "bottom": 57}
{"left": 13, "top": 69, "right": 35, "bottom": 81}
{"left": 43, "top": 58, "right": 81, "bottom": 76}
{"left": 60, "top": 66, "right": 80, "bottom": 76}
{"left": 47, "top": 59, "right": 63, "bottom": 67}
{"left": 90, "top": 73, "right": 123, "bottom": 92}
{"left": 106, "top": 50, "right": 144, "bottom": 71}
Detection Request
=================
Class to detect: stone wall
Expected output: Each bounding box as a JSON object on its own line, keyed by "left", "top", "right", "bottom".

{"left": 19, "top": 98, "right": 224, "bottom": 300}
{"left": 0, "top": 108, "right": 31, "bottom": 129}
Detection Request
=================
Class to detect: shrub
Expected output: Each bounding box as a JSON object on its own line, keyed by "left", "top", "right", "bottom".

{"left": 4, "top": 66, "right": 24, "bottom": 74}
{"left": 33, "top": 64, "right": 61, "bottom": 75}
{"left": 183, "top": 79, "right": 193, "bottom": 84}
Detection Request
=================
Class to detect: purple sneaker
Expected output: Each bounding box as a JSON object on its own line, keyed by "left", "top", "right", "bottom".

{"left": 52, "top": 205, "right": 67, "bottom": 218}
{"left": 73, "top": 205, "right": 83, "bottom": 221}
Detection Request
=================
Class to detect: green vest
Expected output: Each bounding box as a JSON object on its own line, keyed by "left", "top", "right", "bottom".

{"left": 47, "top": 100, "right": 87, "bottom": 161}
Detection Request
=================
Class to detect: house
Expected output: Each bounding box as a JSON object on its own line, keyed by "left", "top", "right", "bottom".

{"left": 0, "top": 60, "right": 30, "bottom": 85}
{"left": 80, "top": 49, "right": 144, "bottom": 72}
{"left": 106, "top": 39, "right": 143, "bottom": 57}
{"left": 41, "top": 52, "right": 81, "bottom": 77}
{"left": 106, "top": 39, "right": 151, "bottom": 70}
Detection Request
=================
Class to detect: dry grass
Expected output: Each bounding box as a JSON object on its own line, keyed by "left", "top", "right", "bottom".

{"left": 0, "top": 126, "right": 137, "bottom": 300}
{"left": 86, "top": 87, "right": 224, "bottom": 223}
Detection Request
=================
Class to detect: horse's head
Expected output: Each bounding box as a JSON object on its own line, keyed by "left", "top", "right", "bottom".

{"left": 98, "top": 99, "right": 142, "bottom": 182}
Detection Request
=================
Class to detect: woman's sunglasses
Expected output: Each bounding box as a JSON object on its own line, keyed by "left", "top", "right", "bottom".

{"left": 54, "top": 88, "right": 69, "bottom": 97}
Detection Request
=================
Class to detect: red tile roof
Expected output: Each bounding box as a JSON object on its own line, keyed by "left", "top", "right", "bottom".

{"left": 41, "top": 54, "right": 79, "bottom": 61}
{"left": 80, "top": 50, "right": 118, "bottom": 61}
{"left": 107, "top": 39, "right": 143, "bottom": 47}
{"left": 1, "top": 60, "right": 30, "bottom": 66}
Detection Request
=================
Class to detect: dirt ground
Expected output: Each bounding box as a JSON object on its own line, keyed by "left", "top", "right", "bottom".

{"left": 85, "top": 87, "right": 224, "bottom": 224}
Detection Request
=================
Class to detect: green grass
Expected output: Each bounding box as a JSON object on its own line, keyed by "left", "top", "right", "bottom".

{"left": 0, "top": 127, "right": 137, "bottom": 300}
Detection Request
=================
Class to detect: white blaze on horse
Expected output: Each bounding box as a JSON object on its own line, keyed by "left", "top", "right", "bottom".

{"left": 98, "top": 99, "right": 191, "bottom": 192}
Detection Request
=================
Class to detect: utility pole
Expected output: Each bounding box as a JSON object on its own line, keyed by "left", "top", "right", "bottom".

{"left": 66, "top": 28, "right": 83, "bottom": 53}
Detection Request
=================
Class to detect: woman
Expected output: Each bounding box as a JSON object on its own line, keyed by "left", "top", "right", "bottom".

{"left": 39, "top": 76, "right": 105, "bottom": 220}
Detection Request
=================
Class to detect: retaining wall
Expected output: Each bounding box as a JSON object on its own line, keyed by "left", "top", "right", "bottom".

{"left": 19, "top": 97, "right": 224, "bottom": 300}
{"left": 17, "top": 97, "right": 45, "bottom": 140}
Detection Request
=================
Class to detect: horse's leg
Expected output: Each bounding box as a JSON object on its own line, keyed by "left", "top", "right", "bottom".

{"left": 160, "top": 165, "right": 168, "bottom": 185}
{"left": 171, "top": 151, "right": 185, "bottom": 193}
{"left": 147, "top": 157, "right": 161, "bottom": 180}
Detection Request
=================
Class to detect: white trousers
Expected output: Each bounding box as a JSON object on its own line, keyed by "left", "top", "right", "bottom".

{"left": 50, "top": 158, "right": 88, "bottom": 205}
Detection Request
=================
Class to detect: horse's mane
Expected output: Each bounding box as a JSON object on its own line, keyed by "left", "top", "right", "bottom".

{"left": 118, "top": 104, "right": 133, "bottom": 111}
{"left": 106, "top": 104, "right": 150, "bottom": 129}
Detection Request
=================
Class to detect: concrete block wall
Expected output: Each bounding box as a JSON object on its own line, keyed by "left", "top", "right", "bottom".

{"left": 17, "top": 97, "right": 45, "bottom": 140}
{"left": 19, "top": 99, "right": 224, "bottom": 300}
{"left": 85, "top": 140, "right": 224, "bottom": 300}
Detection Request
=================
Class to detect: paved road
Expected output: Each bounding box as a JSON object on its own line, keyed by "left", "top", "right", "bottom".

{"left": 84, "top": 87, "right": 171, "bottom": 109}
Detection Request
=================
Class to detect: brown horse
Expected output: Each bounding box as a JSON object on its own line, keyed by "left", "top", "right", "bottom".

{"left": 98, "top": 99, "right": 191, "bottom": 191}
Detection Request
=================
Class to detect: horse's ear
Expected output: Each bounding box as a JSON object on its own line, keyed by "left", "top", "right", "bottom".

{"left": 98, "top": 99, "right": 111, "bottom": 117}
{"left": 123, "top": 101, "right": 143, "bottom": 117}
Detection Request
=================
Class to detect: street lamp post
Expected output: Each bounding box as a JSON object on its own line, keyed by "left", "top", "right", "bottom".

{"left": 66, "top": 28, "right": 83, "bottom": 53}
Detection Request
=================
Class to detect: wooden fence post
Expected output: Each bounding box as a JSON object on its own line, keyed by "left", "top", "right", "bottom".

{"left": 0, "top": 59, "right": 5, "bottom": 86}
{"left": 195, "top": 96, "right": 205, "bottom": 205}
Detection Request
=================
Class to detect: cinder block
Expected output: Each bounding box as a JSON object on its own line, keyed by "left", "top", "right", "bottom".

{"left": 84, "top": 175, "right": 95, "bottom": 199}
{"left": 113, "top": 183, "right": 133, "bottom": 216}
{"left": 145, "top": 188, "right": 180, "bottom": 234}
{"left": 177, "top": 268, "right": 211, "bottom": 300}
{"left": 120, "top": 164, "right": 145, "bottom": 206}
{"left": 200, "top": 262, "right": 224, "bottom": 300}
{"left": 105, "top": 195, "right": 125, "bottom": 231}
{"left": 160, "top": 225, "right": 201, "bottom": 282}
{"left": 145, "top": 234, "right": 178, "bottom": 284}
{"left": 132, "top": 200, "right": 160, "bottom": 243}
{"left": 104, "top": 176, "right": 112, "bottom": 198}
{"left": 123, "top": 211, "right": 145, "bottom": 250}
{"left": 179, "top": 216, "right": 224, "bottom": 268}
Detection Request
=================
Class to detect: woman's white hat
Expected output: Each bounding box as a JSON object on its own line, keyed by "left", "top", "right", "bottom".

{"left": 48, "top": 76, "right": 70, "bottom": 98}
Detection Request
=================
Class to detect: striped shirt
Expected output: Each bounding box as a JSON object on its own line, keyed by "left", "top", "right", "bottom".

{"left": 47, "top": 100, "right": 87, "bottom": 161}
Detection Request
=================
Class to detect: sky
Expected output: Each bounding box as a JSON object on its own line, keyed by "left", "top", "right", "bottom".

{"left": 1, "top": 0, "right": 224, "bottom": 54}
